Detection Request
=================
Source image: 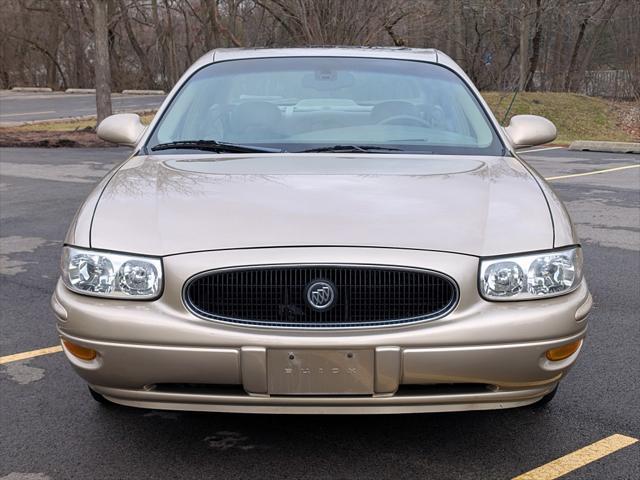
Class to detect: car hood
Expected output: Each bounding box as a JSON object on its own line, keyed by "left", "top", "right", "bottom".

{"left": 91, "top": 153, "right": 552, "bottom": 257}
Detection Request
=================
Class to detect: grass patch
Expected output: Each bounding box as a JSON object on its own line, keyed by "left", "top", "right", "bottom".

{"left": 482, "top": 91, "right": 635, "bottom": 144}
{"left": 8, "top": 112, "right": 155, "bottom": 132}
{"left": 3, "top": 94, "right": 636, "bottom": 144}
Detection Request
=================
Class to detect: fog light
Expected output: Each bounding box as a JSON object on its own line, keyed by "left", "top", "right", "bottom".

{"left": 63, "top": 340, "right": 97, "bottom": 361}
{"left": 546, "top": 340, "right": 582, "bottom": 361}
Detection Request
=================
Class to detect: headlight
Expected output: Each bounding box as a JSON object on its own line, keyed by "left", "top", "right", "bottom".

{"left": 480, "top": 247, "right": 582, "bottom": 300}
{"left": 61, "top": 247, "right": 162, "bottom": 299}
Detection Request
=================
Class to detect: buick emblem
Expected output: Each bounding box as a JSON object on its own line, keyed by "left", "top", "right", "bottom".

{"left": 306, "top": 280, "right": 336, "bottom": 311}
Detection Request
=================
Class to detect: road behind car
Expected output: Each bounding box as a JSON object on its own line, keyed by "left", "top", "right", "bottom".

{"left": 0, "top": 91, "right": 165, "bottom": 124}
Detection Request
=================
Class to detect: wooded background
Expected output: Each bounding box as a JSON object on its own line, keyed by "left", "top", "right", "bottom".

{"left": 1, "top": 0, "right": 638, "bottom": 99}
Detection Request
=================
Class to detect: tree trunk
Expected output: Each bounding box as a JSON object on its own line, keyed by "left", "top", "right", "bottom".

{"left": 164, "top": 0, "right": 179, "bottom": 86}
{"left": 454, "top": 1, "right": 464, "bottom": 68}
{"left": 549, "top": 0, "right": 566, "bottom": 91}
{"left": 577, "top": 0, "right": 622, "bottom": 82}
{"left": 564, "top": 0, "right": 606, "bottom": 91}
{"left": 210, "top": 0, "right": 244, "bottom": 47}
{"left": 524, "top": 0, "right": 543, "bottom": 91}
{"left": 518, "top": 0, "right": 531, "bottom": 91}
{"left": 70, "top": 0, "right": 87, "bottom": 87}
{"left": 93, "top": 0, "right": 112, "bottom": 124}
{"left": 564, "top": 18, "right": 588, "bottom": 91}
{"left": 447, "top": 0, "right": 456, "bottom": 58}
{"left": 46, "top": 14, "right": 60, "bottom": 89}
{"left": 118, "top": 0, "right": 156, "bottom": 88}
{"left": 447, "top": 0, "right": 464, "bottom": 67}
{"left": 17, "top": 3, "right": 30, "bottom": 86}
{"left": 203, "top": 0, "right": 219, "bottom": 48}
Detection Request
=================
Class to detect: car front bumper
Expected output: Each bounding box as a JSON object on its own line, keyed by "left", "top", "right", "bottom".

{"left": 53, "top": 247, "right": 592, "bottom": 414}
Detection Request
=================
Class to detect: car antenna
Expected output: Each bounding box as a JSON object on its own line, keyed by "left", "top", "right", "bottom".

{"left": 501, "top": 71, "right": 533, "bottom": 126}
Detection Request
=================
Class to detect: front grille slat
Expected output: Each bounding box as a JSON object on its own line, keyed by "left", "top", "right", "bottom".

{"left": 185, "top": 265, "right": 458, "bottom": 328}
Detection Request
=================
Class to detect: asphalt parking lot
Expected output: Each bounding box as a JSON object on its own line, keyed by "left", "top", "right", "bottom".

{"left": 0, "top": 91, "right": 166, "bottom": 124}
{"left": 0, "top": 146, "right": 638, "bottom": 479}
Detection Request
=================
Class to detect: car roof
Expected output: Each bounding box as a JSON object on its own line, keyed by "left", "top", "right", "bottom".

{"left": 213, "top": 46, "right": 439, "bottom": 63}
{"left": 187, "top": 46, "right": 463, "bottom": 78}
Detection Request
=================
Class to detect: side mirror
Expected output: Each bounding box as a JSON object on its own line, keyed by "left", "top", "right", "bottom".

{"left": 96, "top": 113, "right": 147, "bottom": 147}
{"left": 504, "top": 114, "right": 556, "bottom": 149}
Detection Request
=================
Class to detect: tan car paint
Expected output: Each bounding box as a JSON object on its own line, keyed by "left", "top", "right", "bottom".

{"left": 55, "top": 47, "right": 590, "bottom": 413}
{"left": 89, "top": 153, "right": 554, "bottom": 257}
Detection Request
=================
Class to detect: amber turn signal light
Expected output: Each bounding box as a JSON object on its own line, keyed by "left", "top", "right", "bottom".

{"left": 546, "top": 339, "right": 582, "bottom": 361}
{"left": 62, "top": 340, "right": 97, "bottom": 361}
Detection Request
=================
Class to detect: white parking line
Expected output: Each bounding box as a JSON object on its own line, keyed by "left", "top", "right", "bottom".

{"left": 518, "top": 146, "right": 565, "bottom": 154}
{"left": 546, "top": 164, "right": 640, "bottom": 181}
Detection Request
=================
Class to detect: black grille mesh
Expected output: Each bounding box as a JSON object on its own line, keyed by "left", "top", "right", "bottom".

{"left": 185, "top": 265, "right": 457, "bottom": 328}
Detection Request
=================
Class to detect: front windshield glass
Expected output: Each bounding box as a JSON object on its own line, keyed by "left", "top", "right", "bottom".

{"left": 147, "top": 57, "right": 503, "bottom": 155}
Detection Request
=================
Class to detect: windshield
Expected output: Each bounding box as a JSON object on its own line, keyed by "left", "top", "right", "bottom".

{"left": 147, "top": 57, "right": 503, "bottom": 155}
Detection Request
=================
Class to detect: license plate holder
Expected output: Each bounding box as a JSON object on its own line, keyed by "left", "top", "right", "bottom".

{"left": 267, "top": 349, "right": 374, "bottom": 395}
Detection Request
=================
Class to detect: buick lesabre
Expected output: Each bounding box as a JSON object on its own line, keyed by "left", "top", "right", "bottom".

{"left": 52, "top": 47, "right": 592, "bottom": 413}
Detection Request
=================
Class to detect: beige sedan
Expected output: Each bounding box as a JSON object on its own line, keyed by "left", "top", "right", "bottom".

{"left": 52, "top": 47, "right": 591, "bottom": 413}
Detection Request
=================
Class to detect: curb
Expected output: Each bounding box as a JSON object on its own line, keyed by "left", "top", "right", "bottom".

{"left": 0, "top": 109, "right": 157, "bottom": 128}
{"left": 65, "top": 88, "right": 96, "bottom": 94}
{"left": 569, "top": 141, "right": 640, "bottom": 154}
{"left": 11, "top": 87, "right": 53, "bottom": 93}
{"left": 122, "top": 89, "right": 165, "bottom": 95}
{"left": 6, "top": 88, "right": 165, "bottom": 95}
{"left": 0, "top": 115, "right": 97, "bottom": 128}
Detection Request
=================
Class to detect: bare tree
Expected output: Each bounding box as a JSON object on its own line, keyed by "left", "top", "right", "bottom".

{"left": 564, "top": 0, "right": 607, "bottom": 91}
{"left": 93, "top": 0, "right": 112, "bottom": 123}
{"left": 524, "top": 0, "right": 543, "bottom": 91}
{"left": 69, "top": 0, "right": 88, "bottom": 87}
{"left": 518, "top": 0, "right": 531, "bottom": 91}
{"left": 0, "top": 0, "right": 634, "bottom": 100}
{"left": 118, "top": 0, "right": 157, "bottom": 88}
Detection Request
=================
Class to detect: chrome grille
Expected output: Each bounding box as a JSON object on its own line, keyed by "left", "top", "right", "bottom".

{"left": 184, "top": 265, "right": 458, "bottom": 328}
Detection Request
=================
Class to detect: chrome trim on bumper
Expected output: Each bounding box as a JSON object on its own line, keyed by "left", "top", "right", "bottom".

{"left": 93, "top": 383, "right": 557, "bottom": 414}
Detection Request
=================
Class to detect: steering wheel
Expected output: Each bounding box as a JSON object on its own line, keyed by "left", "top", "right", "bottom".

{"left": 377, "top": 115, "right": 430, "bottom": 128}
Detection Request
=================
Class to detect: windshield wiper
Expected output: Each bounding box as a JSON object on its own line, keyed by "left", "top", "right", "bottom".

{"left": 150, "top": 140, "right": 282, "bottom": 154}
{"left": 296, "top": 144, "right": 403, "bottom": 153}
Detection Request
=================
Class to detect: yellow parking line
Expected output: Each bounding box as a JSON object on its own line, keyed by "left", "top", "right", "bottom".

{"left": 546, "top": 164, "right": 639, "bottom": 181}
{"left": 0, "top": 345, "right": 62, "bottom": 365}
{"left": 513, "top": 434, "right": 638, "bottom": 480}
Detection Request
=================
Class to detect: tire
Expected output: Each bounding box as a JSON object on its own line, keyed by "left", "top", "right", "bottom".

{"left": 88, "top": 386, "right": 114, "bottom": 406}
{"left": 532, "top": 384, "right": 558, "bottom": 407}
